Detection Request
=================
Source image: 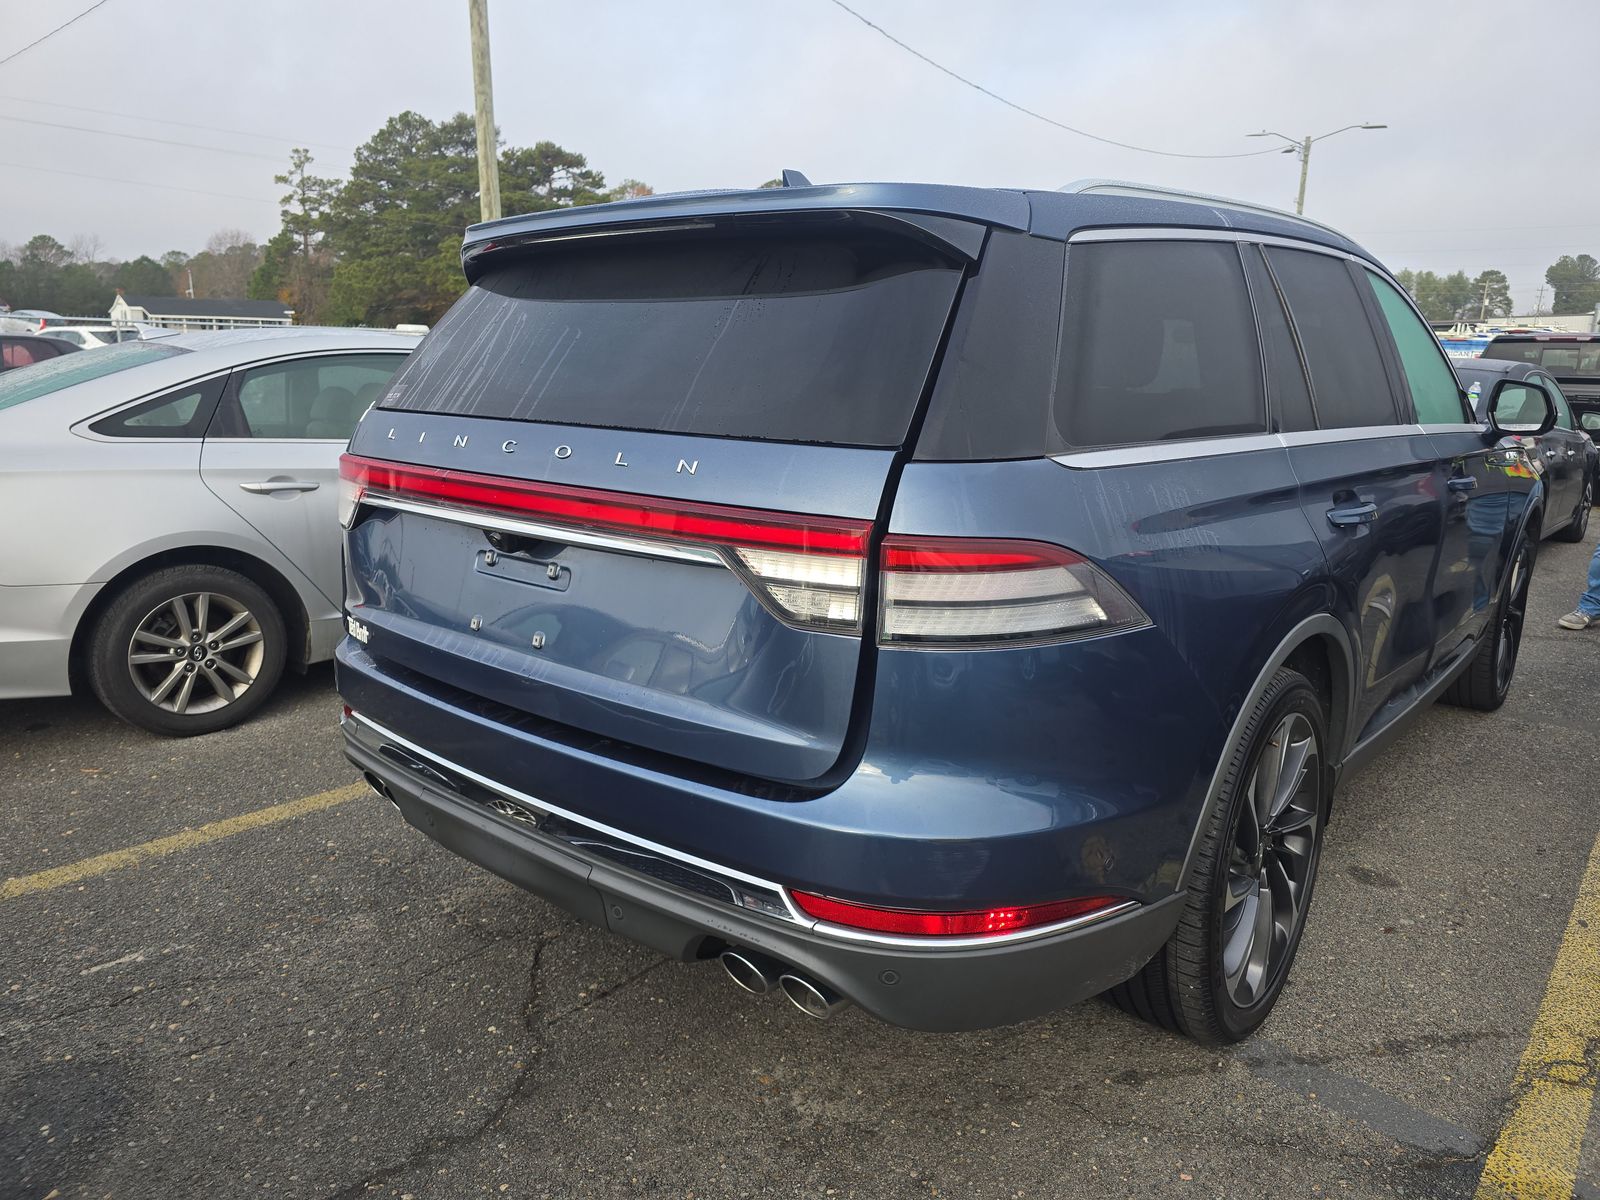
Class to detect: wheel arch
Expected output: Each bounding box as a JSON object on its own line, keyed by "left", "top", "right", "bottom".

{"left": 1176, "top": 613, "right": 1354, "bottom": 891}
{"left": 68, "top": 546, "right": 312, "bottom": 693}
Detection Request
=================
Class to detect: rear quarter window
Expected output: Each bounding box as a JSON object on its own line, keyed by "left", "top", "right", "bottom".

{"left": 1053, "top": 240, "right": 1265, "bottom": 450}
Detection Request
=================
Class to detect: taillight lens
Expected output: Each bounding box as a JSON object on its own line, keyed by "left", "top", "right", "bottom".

{"left": 337, "top": 454, "right": 871, "bottom": 632}
{"left": 337, "top": 457, "right": 364, "bottom": 528}
{"left": 791, "top": 890, "right": 1127, "bottom": 937}
{"left": 878, "top": 536, "right": 1149, "bottom": 648}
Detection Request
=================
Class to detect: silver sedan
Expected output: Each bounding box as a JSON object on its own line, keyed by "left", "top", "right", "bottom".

{"left": 0, "top": 327, "right": 416, "bottom": 734}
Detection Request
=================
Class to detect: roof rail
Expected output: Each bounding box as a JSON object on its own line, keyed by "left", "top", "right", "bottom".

{"left": 1056, "top": 178, "right": 1347, "bottom": 240}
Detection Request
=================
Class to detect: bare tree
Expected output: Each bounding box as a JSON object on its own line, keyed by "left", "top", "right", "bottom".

{"left": 68, "top": 233, "right": 104, "bottom": 263}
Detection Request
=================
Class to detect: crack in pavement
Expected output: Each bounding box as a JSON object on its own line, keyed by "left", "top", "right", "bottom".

{"left": 325, "top": 935, "right": 667, "bottom": 1198}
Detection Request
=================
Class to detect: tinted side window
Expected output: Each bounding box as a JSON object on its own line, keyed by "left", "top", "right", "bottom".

{"left": 1363, "top": 270, "right": 1467, "bottom": 424}
{"left": 1265, "top": 248, "right": 1397, "bottom": 428}
{"left": 1054, "top": 240, "right": 1264, "bottom": 449}
{"left": 214, "top": 354, "right": 404, "bottom": 440}
{"left": 90, "top": 376, "right": 224, "bottom": 438}
{"left": 1243, "top": 246, "right": 1315, "bottom": 433}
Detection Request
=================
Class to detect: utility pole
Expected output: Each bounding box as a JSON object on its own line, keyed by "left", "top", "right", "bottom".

{"left": 1534, "top": 284, "right": 1547, "bottom": 315}
{"left": 1479, "top": 278, "right": 1491, "bottom": 321}
{"left": 468, "top": 0, "right": 502, "bottom": 224}
{"left": 1295, "top": 136, "right": 1312, "bottom": 217}
{"left": 1248, "top": 124, "right": 1387, "bottom": 216}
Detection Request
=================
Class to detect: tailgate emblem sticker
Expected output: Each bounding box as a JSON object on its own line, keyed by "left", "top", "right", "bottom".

{"left": 383, "top": 428, "right": 701, "bottom": 475}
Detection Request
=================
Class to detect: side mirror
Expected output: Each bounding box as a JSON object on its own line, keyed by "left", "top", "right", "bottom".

{"left": 1580, "top": 412, "right": 1600, "bottom": 441}
{"left": 1488, "top": 379, "right": 1557, "bottom": 437}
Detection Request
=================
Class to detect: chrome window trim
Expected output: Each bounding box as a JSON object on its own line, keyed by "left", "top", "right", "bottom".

{"left": 346, "top": 709, "right": 1141, "bottom": 951}
{"left": 1067, "top": 227, "right": 1360, "bottom": 262}
{"left": 1052, "top": 434, "right": 1283, "bottom": 469}
{"left": 1052, "top": 424, "right": 1441, "bottom": 468}
{"left": 361, "top": 493, "right": 725, "bottom": 566}
{"left": 1276, "top": 424, "right": 1423, "bottom": 446}
{"left": 1419, "top": 423, "right": 1490, "bottom": 436}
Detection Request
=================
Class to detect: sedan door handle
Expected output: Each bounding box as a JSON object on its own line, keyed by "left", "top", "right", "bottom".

{"left": 1447, "top": 476, "right": 1477, "bottom": 493}
{"left": 239, "top": 480, "right": 320, "bottom": 494}
{"left": 1327, "top": 502, "right": 1379, "bottom": 528}
{"left": 1544, "top": 449, "right": 1558, "bottom": 459}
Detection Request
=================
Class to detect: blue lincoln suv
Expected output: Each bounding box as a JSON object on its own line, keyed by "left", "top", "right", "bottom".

{"left": 336, "top": 178, "right": 1553, "bottom": 1043}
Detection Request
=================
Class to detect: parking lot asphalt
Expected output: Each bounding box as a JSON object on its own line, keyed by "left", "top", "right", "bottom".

{"left": 3, "top": 533, "right": 1598, "bottom": 1200}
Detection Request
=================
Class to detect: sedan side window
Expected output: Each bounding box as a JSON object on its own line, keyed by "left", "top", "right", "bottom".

{"left": 213, "top": 354, "right": 405, "bottom": 440}
{"left": 1363, "top": 270, "right": 1468, "bottom": 424}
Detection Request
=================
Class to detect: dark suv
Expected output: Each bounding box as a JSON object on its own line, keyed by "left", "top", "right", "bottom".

{"left": 336, "top": 179, "right": 1553, "bottom": 1044}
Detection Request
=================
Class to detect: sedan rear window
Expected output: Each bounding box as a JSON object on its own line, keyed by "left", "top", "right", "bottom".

{"left": 0, "top": 342, "right": 189, "bottom": 412}
{"left": 378, "top": 233, "right": 963, "bottom": 446}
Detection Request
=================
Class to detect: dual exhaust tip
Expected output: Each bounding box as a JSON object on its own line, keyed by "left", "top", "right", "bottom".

{"left": 720, "top": 949, "right": 847, "bottom": 1020}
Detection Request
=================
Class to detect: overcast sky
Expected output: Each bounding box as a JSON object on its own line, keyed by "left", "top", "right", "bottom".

{"left": 2, "top": 0, "right": 1596, "bottom": 311}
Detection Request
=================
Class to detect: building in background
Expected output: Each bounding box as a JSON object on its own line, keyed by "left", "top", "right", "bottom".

{"left": 110, "top": 290, "right": 292, "bottom": 332}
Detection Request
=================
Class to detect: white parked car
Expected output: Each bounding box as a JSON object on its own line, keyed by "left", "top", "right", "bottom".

{"left": 0, "top": 327, "right": 414, "bottom": 734}
{"left": 39, "top": 324, "right": 147, "bottom": 348}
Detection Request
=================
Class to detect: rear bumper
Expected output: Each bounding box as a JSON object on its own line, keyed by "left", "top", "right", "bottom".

{"left": 343, "top": 719, "right": 1183, "bottom": 1032}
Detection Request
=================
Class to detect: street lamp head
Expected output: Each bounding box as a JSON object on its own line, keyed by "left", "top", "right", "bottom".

{"left": 1360, "top": 123, "right": 1388, "bottom": 130}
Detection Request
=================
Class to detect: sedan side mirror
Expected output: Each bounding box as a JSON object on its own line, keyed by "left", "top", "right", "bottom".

{"left": 1488, "top": 379, "right": 1557, "bottom": 437}
{"left": 1580, "top": 412, "right": 1600, "bottom": 441}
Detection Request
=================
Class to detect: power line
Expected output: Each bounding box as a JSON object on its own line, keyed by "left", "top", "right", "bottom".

{"left": 0, "top": 0, "right": 112, "bottom": 70}
{"left": 826, "top": 0, "right": 1281, "bottom": 161}
{"left": 0, "top": 93, "right": 352, "bottom": 154}
{"left": 0, "top": 113, "right": 285, "bottom": 162}
{"left": 0, "top": 159, "right": 277, "bottom": 205}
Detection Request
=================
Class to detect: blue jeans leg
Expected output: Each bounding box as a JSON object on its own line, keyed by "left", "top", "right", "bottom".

{"left": 1581, "top": 537, "right": 1600, "bottom": 617}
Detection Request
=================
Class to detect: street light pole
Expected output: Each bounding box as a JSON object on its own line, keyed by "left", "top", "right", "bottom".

{"left": 1248, "top": 124, "right": 1387, "bottom": 215}
{"left": 468, "top": 0, "right": 502, "bottom": 224}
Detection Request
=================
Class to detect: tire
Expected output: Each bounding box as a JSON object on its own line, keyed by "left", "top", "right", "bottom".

{"left": 1108, "top": 668, "right": 1329, "bottom": 1043}
{"left": 1553, "top": 475, "right": 1591, "bottom": 542}
{"left": 87, "top": 565, "right": 288, "bottom": 736}
{"left": 1441, "top": 532, "right": 1535, "bottom": 712}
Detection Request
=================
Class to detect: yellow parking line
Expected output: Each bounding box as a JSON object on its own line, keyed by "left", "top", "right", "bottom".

{"left": 1474, "top": 830, "right": 1600, "bottom": 1200}
{"left": 0, "top": 782, "right": 367, "bottom": 902}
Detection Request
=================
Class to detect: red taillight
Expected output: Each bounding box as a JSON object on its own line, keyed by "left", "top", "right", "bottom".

{"left": 878, "top": 535, "right": 1149, "bottom": 648}
{"left": 338, "top": 454, "right": 872, "bottom": 631}
{"left": 790, "top": 890, "right": 1126, "bottom": 937}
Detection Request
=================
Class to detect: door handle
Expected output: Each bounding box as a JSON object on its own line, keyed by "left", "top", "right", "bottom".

{"left": 1447, "top": 476, "right": 1477, "bottom": 493}
{"left": 239, "top": 480, "right": 319, "bottom": 494}
{"left": 1544, "top": 449, "right": 1558, "bottom": 459}
{"left": 1327, "top": 502, "right": 1379, "bottom": 528}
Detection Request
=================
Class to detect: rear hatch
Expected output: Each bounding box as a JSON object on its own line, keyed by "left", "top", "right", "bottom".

{"left": 342, "top": 216, "right": 971, "bottom": 784}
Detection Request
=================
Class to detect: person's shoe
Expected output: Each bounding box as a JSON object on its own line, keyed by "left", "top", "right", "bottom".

{"left": 1557, "top": 610, "right": 1596, "bottom": 630}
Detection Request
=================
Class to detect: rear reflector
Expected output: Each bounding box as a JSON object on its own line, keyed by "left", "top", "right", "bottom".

{"left": 790, "top": 890, "right": 1126, "bottom": 937}
{"left": 339, "top": 454, "right": 872, "bottom": 632}
{"left": 878, "top": 536, "right": 1149, "bottom": 648}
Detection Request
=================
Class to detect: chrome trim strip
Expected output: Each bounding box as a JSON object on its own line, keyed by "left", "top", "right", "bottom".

{"left": 801, "top": 901, "right": 1140, "bottom": 950}
{"left": 362, "top": 494, "right": 725, "bottom": 566}
{"left": 1276, "top": 424, "right": 1423, "bottom": 445}
{"left": 1052, "top": 434, "right": 1282, "bottom": 468}
{"left": 1052, "top": 425, "right": 1432, "bottom": 469}
{"left": 1419, "top": 423, "right": 1489, "bottom": 435}
{"left": 348, "top": 710, "right": 807, "bottom": 920}
{"left": 1057, "top": 179, "right": 1348, "bottom": 239}
{"left": 348, "top": 710, "right": 1140, "bottom": 951}
{"left": 1066, "top": 227, "right": 1358, "bottom": 261}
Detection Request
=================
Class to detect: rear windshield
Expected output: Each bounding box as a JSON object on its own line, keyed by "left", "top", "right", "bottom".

{"left": 1482, "top": 341, "right": 1600, "bottom": 375}
{"left": 0, "top": 341, "right": 189, "bottom": 412}
{"left": 378, "top": 233, "right": 963, "bottom": 446}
